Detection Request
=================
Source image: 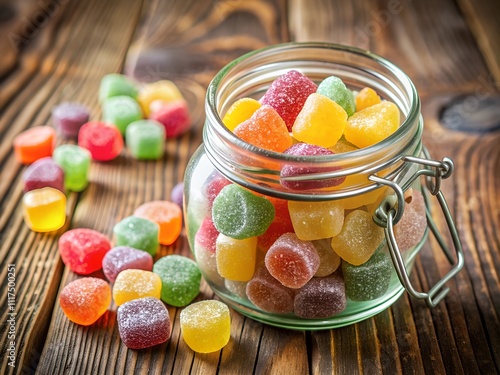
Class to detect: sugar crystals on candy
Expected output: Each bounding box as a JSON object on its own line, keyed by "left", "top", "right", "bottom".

{"left": 113, "top": 216, "right": 159, "bottom": 256}
{"left": 102, "top": 246, "right": 153, "bottom": 283}
{"left": 134, "top": 201, "right": 182, "bottom": 246}
{"left": 316, "top": 76, "right": 356, "bottom": 116}
{"left": 113, "top": 269, "right": 162, "bottom": 306}
{"left": 216, "top": 234, "right": 257, "bottom": 282}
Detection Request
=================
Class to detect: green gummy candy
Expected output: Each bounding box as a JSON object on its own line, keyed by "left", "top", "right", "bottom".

{"left": 126, "top": 120, "right": 165, "bottom": 160}
{"left": 53, "top": 144, "right": 91, "bottom": 192}
{"left": 102, "top": 96, "right": 143, "bottom": 135}
{"left": 317, "top": 76, "right": 356, "bottom": 116}
{"left": 113, "top": 216, "right": 159, "bottom": 256}
{"left": 99, "top": 73, "right": 138, "bottom": 102}
{"left": 212, "top": 184, "right": 275, "bottom": 240}
{"left": 153, "top": 255, "right": 201, "bottom": 307}
{"left": 342, "top": 252, "right": 392, "bottom": 301}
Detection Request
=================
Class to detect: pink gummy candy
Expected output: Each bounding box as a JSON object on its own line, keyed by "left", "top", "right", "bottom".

{"left": 194, "top": 217, "right": 219, "bottom": 253}
{"left": 394, "top": 189, "right": 427, "bottom": 252}
{"left": 78, "top": 121, "right": 123, "bottom": 161}
{"left": 203, "top": 171, "right": 231, "bottom": 209}
{"left": 102, "top": 246, "right": 153, "bottom": 283}
{"left": 52, "top": 102, "right": 90, "bottom": 138}
{"left": 149, "top": 99, "right": 191, "bottom": 137}
{"left": 23, "top": 157, "right": 64, "bottom": 193}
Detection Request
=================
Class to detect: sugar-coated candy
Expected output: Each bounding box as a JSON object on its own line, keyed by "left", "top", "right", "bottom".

{"left": 224, "top": 279, "right": 248, "bottom": 299}
{"left": 203, "top": 171, "right": 231, "bottom": 209}
{"left": 23, "top": 157, "right": 64, "bottom": 193}
{"left": 257, "top": 197, "right": 294, "bottom": 252}
{"left": 331, "top": 210, "right": 384, "bottom": 266}
{"left": 78, "top": 121, "right": 123, "bottom": 161}
{"left": 126, "top": 120, "right": 165, "bottom": 160}
{"left": 292, "top": 93, "right": 347, "bottom": 148}
{"left": 138, "top": 80, "right": 183, "bottom": 117}
{"left": 233, "top": 105, "right": 293, "bottom": 153}
{"left": 153, "top": 255, "right": 201, "bottom": 307}
{"left": 102, "top": 246, "right": 153, "bottom": 283}
{"left": 117, "top": 297, "right": 171, "bottom": 349}
{"left": 102, "top": 95, "right": 143, "bottom": 135}
{"left": 134, "top": 201, "right": 182, "bottom": 245}
{"left": 113, "top": 269, "right": 162, "bottom": 306}
{"left": 149, "top": 99, "right": 191, "bottom": 137}
{"left": 294, "top": 274, "right": 346, "bottom": 319}
{"left": 59, "top": 278, "right": 111, "bottom": 326}
{"left": 317, "top": 76, "right": 356, "bottom": 116}
{"left": 312, "top": 239, "right": 341, "bottom": 277}
{"left": 355, "top": 87, "right": 381, "bottom": 111}
{"left": 246, "top": 263, "right": 295, "bottom": 314}
{"left": 261, "top": 70, "right": 317, "bottom": 131}
{"left": 14, "top": 126, "right": 56, "bottom": 165}
{"left": 99, "top": 73, "right": 138, "bottom": 102}
{"left": 52, "top": 145, "right": 91, "bottom": 192}
{"left": 113, "top": 216, "right": 159, "bottom": 256}
{"left": 280, "top": 143, "right": 345, "bottom": 190}
{"left": 265, "top": 233, "right": 319, "bottom": 288}
{"left": 52, "top": 102, "right": 90, "bottom": 138}
{"left": 23, "top": 187, "right": 66, "bottom": 232}
{"left": 195, "top": 217, "right": 219, "bottom": 254}
{"left": 222, "top": 97, "right": 261, "bottom": 131}
{"left": 288, "top": 200, "right": 344, "bottom": 241}
{"left": 170, "top": 182, "right": 184, "bottom": 208}
{"left": 180, "top": 300, "right": 231, "bottom": 353}
{"left": 342, "top": 252, "right": 392, "bottom": 301}
{"left": 216, "top": 234, "right": 257, "bottom": 281}
{"left": 345, "top": 101, "right": 399, "bottom": 148}
{"left": 394, "top": 189, "right": 427, "bottom": 252}
{"left": 212, "top": 184, "right": 275, "bottom": 239}
{"left": 194, "top": 218, "right": 223, "bottom": 285}
{"left": 59, "top": 228, "right": 111, "bottom": 275}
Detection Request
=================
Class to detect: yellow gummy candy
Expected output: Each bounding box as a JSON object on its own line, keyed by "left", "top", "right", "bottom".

{"left": 355, "top": 87, "right": 381, "bottom": 111}
{"left": 216, "top": 234, "right": 257, "bottom": 281}
{"left": 23, "top": 187, "right": 66, "bottom": 232}
{"left": 288, "top": 200, "right": 344, "bottom": 241}
{"left": 138, "top": 80, "right": 183, "bottom": 117}
{"left": 222, "top": 97, "right": 261, "bottom": 131}
{"left": 345, "top": 101, "right": 400, "bottom": 148}
{"left": 113, "top": 269, "right": 162, "bottom": 306}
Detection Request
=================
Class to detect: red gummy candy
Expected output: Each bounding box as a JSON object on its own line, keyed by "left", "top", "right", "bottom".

{"left": 78, "top": 121, "right": 123, "bottom": 161}
{"left": 257, "top": 197, "right": 294, "bottom": 252}
{"left": 203, "top": 171, "right": 231, "bottom": 209}
{"left": 149, "top": 99, "right": 191, "bottom": 137}
{"left": 195, "top": 217, "right": 219, "bottom": 253}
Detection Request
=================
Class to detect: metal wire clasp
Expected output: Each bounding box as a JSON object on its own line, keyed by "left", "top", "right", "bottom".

{"left": 369, "top": 150, "right": 464, "bottom": 308}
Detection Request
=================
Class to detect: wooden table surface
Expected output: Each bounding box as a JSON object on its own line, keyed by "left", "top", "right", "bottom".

{"left": 1, "top": 0, "right": 499, "bottom": 374}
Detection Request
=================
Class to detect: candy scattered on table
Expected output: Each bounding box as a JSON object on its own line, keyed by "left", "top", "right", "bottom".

{"left": 52, "top": 102, "right": 90, "bottom": 138}
{"left": 394, "top": 189, "right": 427, "bottom": 252}
{"left": 59, "top": 228, "right": 111, "bottom": 275}
{"left": 153, "top": 255, "right": 201, "bottom": 307}
{"left": 14, "top": 126, "right": 56, "bottom": 165}
{"left": 59, "top": 278, "right": 111, "bottom": 326}
{"left": 117, "top": 297, "right": 171, "bottom": 349}
{"left": 126, "top": 120, "right": 165, "bottom": 160}
{"left": 99, "top": 73, "right": 138, "bottom": 102}
{"left": 149, "top": 99, "right": 191, "bottom": 137}
{"left": 53, "top": 144, "right": 91, "bottom": 192}
{"left": 222, "top": 97, "right": 261, "bottom": 131}
{"left": 180, "top": 300, "right": 231, "bottom": 353}
{"left": 113, "top": 216, "right": 159, "bottom": 256}
{"left": 138, "top": 80, "right": 183, "bottom": 117}
{"left": 113, "top": 269, "right": 162, "bottom": 306}
{"left": 134, "top": 201, "right": 182, "bottom": 245}
{"left": 23, "top": 157, "right": 64, "bottom": 193}
{"left": 216, "top": 233, "right": 257, "bottom": 281}
{"left": 78, "top": 121, "right": 123, "bottom": 161}
{"left": 317, "top": 76, "right": 356, "bottom": 116}
{"left": 102, "top": 95, "right": 143, "bottom": 135}
{"left": 23, "top": 187, "right": 66, "bottom": 232}
{"left": 102, "top": 246, "right": 153, "bottom": 283}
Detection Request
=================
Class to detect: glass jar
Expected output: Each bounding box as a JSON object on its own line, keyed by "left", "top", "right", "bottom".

{"left": 184, "top": 43, "right": 463, "bottom": 330}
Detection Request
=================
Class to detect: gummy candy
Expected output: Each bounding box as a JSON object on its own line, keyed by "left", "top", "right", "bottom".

{"left": 265, "top": 233, "right": 319, "bottom": 288}
{"left": 52, "top": 102, "right": 90, "bottom": 138}
{"left": 102, "top": 246, "right": 153, "bottom": 283}
{"left": 203, "top": 171, "right": 231, "bottom": 209}
{"left": 149, "top": 99, "right": 191, "bottom": 137}
{"left": 328, "top": 137, "right": 359, "bottom": 154}
{"left": 294, "top": 274, "right": 346, "bottom": 319}
{"left": 331, "top": 210, "right": 384, "bottom": 266}
{"left": 52, "top": 144, "right": 91, "bottom": 192}
{"left": 288, "top": 200, "right": 344, "bottom": 241}
{"left": 113, "top": 269, "right": 162, "bottom": 306}
{"left": 14, "top": 126, "right": 56, "bottom": 165}
{"left": 102, "top": 95, "right": 143, "bottom": 135}
{"left": 23, "top": 157, "right": 64, "bottom": 193}
{"left": 153, "top": 255, "right": 201, "bottom": 307}
{"left": 59, "top": 278, "right": 111, "bottom": 326}
{"left": 99, "top": 73, "right": 138, "bottom": 102}
{"left": 170, "top": 182, "right": 184, "bottom": 208}
{"left": 394, "top": 189, "right": 427, "bottom": 252}
{"left": 126, "top": 120, "right": 165, "bottom": 160}
{"left": 180, "top": 300, "right": 231, "bottom": 353}
{"left": 117, "top": 297, "right": 171, "bottom": 349}
{"left": 222, "top": 97, "right": 261, "bottom": 131}
{"left": 195, "top": 217, "right": 219, "bottom": 254}
{"left": 233, "top": 105, "right": 293, "bottom": 153}
{"left": 59, "top": 228, "right": 111, "bottom": 275}
{"left": 312, "top": 238, "right": 341, "bottom": 277}
{"left": 216, "top": 234, "right": 257, "bottom": 281}
{"left": 317, "top": 76, "right": 356, "bottom": 116}
{"left": 113, "top": 216, "right": 159, "bottom": 256}
{"left": 342, "top": 252, "right": 392, "bottom": 301}
{"left": 138, "top": 80, "right": 183, "bottom": 117}
{"left": 212, "top": 184, "right": 274, "bottom": 239}
{"left": 194, "top": 218, "right": 222, "bottom": 285}
{"left": 23, "top": 187, "right": 66, "bottom": 232}
{"left": 134, "top": 201, "right": 182, "bottom": 245}
{"left": 355, "top": 87, "right": 381, "bottom": 111}
{"left": 261, "top": 70, "right": 317, "bottom": 131}
{"left": 280, "top": 143, "right": 345, "bottom": 190}
{"left": 78, "top": 121, "right": 123, "bottom": 161}
{"left": 257, "top": 197, "right": 294, "bottom": 252}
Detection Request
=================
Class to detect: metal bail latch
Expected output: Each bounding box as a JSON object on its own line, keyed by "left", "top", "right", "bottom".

{"left": 369, "top": 150, "right": 464, "bottom": 308}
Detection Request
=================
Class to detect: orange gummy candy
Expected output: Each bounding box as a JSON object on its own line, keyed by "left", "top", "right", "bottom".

{"left": 355, "top": 87, "right": 381, "bottom": 111}
{"left": 134, "top": 201, "right": 182, "bottom": 245}
{"left": 14, "top": 126, "right": 56, "bottom": 164}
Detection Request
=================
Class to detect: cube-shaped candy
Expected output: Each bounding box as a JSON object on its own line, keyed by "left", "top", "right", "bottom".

{"left": 59, "top": 228, "right": 111, "bottom": 275}
{"left": 102, "top": 246, "right": 153, "bottom": 283}
{"left": 180, "top": 300, "right": 231, "bottom": 353}
{"left": 216, "top": 234, "right": 257, "bottom": 281}
{"left": 222, "top": 97, "right": 261, "bottom": 131}
{"left": 23, "top": 187, "right": 66, "bottom": 232}
{"left": 23, "top": 157, "right": 64, "bottom": 193}
{"left": 288, "top": 200, "right": 344, "bottom": 241}
{"left": 312, "top": 239, "right": 341, "bottom": 277}
{"left": 59, "top": 278, "right": 111, "bottom": 326}
{"left": 14, "top": 126, "right": 56, "bottom": 164}
{"left": 52, "top": 102, "right": 90, "bottom": 138}
{"left": 355, "top": 87, "right": 381, "bottom": 111}
{"left": 53, "top": 144, "right": 91, "bottom": 192}
{"left": 394, "top": 189, "right": 427, "bottom": 252}
{"left": 138, "top": 80, "right": 183, "bottom": 117}
{"left": 113, "top": 269, "right": 162, "bottom": 306}
{"left": 194, "top": 218, "right": 223, "bottom": 285}
{"left": 102, "top": 96, "right": 143, "bottom": 135}
{"left": 134, "top": 201, "right": 182, "bottom": 245}
{"left": 202, "top": 171, "right": 232, "bottom": 209}
{"left": 117, "top": 297, "right": 171, "bottom": 349}
{"left": 149, "top": 99, "right": 191, "bottom": 137}
{"left": 257, "top": 197, "right": 294, "bottom": 252}
{"left": 316, "top": 76, "right": 356, "bottom": 116}
{"left": 125, "top": 120, "right": 165, "bottom": 160}
{"left": 113, "top": 216, "right": 159, "bottom": 256}
{"left": 78, "top": 121, "right": 123, "bottom": 161}
{"left": 99, "top": 73, "right": 138, "bottom": 102}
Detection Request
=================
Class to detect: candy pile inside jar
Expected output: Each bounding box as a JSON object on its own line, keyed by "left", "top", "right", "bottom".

{"left": 194, "top": 70, "right": 428, "bottom": 319}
